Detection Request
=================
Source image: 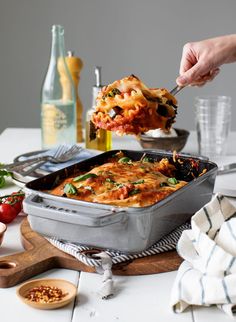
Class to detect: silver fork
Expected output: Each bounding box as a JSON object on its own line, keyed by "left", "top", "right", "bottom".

{"left": 1, "top": 144, "right": 82, "bottom": 176}
{"left": 21, "top": 144, "right": 83, "bottom": 176}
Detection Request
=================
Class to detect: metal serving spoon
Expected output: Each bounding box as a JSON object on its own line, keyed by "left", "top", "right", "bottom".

{"left": 170, "top": 85, "right": 185, "bottom": 96}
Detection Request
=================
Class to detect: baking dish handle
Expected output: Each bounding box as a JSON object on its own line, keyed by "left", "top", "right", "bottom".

{"left": 23, "top": 194, "right": 127, "bottom": 227}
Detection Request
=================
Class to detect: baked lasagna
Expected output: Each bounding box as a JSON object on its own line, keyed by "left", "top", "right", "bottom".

{"left": 91, "top": 75, "right": 178, "bottom": 136}
{"left": 48, "top": 152, "right": 187, "bottom": 207}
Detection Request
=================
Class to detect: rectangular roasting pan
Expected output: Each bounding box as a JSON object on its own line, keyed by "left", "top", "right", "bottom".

{"left": 23, "top": 150, "right": 218, "bottom": 253}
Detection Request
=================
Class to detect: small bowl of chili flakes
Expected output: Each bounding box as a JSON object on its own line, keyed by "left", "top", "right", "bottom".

{"left": 16, "top": 278, "right": 77, "bottom": 310}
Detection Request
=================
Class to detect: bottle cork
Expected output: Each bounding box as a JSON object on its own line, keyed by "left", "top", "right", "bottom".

{"left": 65, "top": 51, "right": 84, "bottom": 142}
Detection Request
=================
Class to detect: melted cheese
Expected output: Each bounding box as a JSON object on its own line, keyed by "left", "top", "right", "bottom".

{"left": 49, "top": 156, "right": 187, "bottom": 207}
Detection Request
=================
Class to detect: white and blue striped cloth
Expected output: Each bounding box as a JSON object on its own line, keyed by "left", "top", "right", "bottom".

{"left": 49, "top": 222, "right": 190, "bottom": 268}
{"left": 171, "top": 194, "right": 236, "bottom": 317}
{"left": 49, "top": 220, "right": 190, "bottom": 299}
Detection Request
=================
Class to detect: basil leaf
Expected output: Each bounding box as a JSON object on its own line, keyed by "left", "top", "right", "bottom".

{"left": 132, "top": 179, "right": 144, "bottom": 184}
{"left": 0, "top": 176, "right": 6, "bottom": 188}
{"left": 167, "top": 177, "right": 179, "bottom": 185}
{"left": 108, "top": 88, "right": 121, "bottom": 97}
{"left": 73, "top": 173, "right": 98, "bottom": 182}
{"left": 0, "top": 168, "right": 12, "bottom": 189}
{"left": 115, "top": 183, "right": 124, "bottom": 188}
{"left": 102, "top": 88, "right": 121, "bottom": 100}
{"left": 142, "top": 156, "right": 154, "bottom": 163}
{"left": 129, "top": 189, "right": 141, "bottom": 196}
{"left": 118, "top": 157, "right": 132, "bottom": 164}
{"left": 0, "top": 170, "right": 12, "bottom": 177}
{"left": 63, "top": 183, "right": 78, "bottom": 195}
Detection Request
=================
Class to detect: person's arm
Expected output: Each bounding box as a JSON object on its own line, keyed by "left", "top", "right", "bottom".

{"left": 176, "top": 34, "right": 236, "bottom": 86}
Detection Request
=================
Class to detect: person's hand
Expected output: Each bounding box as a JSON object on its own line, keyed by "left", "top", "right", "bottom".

{"left": 176, "top": 35, "right": 236, "bottom": 87}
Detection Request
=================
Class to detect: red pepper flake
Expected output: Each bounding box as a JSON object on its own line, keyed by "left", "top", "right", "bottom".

{"left": 25, "top": 285, "right": 68, "bottom": 303}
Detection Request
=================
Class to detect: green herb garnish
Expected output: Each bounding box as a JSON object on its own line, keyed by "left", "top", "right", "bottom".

{"left": 108, "top": 88, "right": 121, "bottom": 97}
{"left": 63, "top": 183, "right": 78, "bottom": 195}
{"left": 142, "top": 156, "right": 154, "bottom": 163}
{"left": 118, "top": 157, "right": 132, "bottom": 164}
{"left": 102, "top": 88, "right": 121, "bottom": 100}
{"left": 0, "top": 176, "right": 6, "bottom": 188}
{"left": 73, "top": 173, "right": 98, "bottom": 182}
{"left": 167, "top": 177, "right": 179, "bottom": 185}
{"left": 129, "top": 189, "right": 141, "bottom": 196}
{"left": 132, "top": 179, "right": 145, "bottom": 184}
{"left": 115, "top": 183, "right": 124, "bottom": 188}
{"left": 0, "top": 169, "right": 13, "bottom": 188}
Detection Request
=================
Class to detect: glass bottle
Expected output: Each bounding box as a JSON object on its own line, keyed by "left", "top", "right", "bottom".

{"left": 85, "top": 66, "right": 112, "bottom": 151}
{"left": 41, "top": 25, "right": 76, "bottom": 149}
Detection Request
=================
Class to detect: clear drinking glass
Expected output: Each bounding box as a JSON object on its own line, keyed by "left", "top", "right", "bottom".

{"left": 195, "top": 96, "right": 231, "bottom": 158}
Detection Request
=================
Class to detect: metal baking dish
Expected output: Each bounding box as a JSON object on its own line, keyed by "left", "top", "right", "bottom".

{"left": 23, "top": 150, "right": 217, "bottom": 253}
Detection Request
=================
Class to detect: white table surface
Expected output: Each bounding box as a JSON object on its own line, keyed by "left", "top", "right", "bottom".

{"left": 0, "top": 128, "right": 236, "bottom": 322}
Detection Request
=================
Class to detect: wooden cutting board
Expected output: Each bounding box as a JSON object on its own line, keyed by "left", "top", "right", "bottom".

{"left": 0, "top": 218, "right": 182, "bottom": 288}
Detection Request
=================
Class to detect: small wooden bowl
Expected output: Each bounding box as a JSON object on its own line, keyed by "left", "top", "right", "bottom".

{"left": 138, "top": 128, "right": 190, "bottom": 152}
{"left": 16, "top": 278, "right": 77, "bottom": 310}
{"left": 0, "top": 223, "right": 7, "bottom": 246}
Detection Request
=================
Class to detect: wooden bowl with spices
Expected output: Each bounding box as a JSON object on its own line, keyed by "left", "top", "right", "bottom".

{"left": 16, "top": 278, "right": 77, "bottom": 310}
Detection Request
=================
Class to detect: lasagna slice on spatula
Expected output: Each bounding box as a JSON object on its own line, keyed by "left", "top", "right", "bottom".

{"left": 91, "top": 75, "right": 178, "bottom": 136}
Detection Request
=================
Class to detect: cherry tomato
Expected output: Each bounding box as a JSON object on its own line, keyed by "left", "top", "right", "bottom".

{"left": 6, "top": 192, "right": 24, "bottom": 214}
{"left": 0, "top": 203, "right": 18, "bottom": 224}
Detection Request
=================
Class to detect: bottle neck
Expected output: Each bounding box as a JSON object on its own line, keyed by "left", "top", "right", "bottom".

{"left": 50, "top": 25, "right": 66, "bottom": 61}
{"left": 41, "top": 25, "right": 75, "bottom": 103}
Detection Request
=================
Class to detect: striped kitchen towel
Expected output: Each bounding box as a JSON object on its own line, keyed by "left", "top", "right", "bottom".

{"left": 49, "top": 221, "right": 190, "bottom": 269}
{"left": 171, "top": 194, "right": 236, "bottom": 317}
{"left": 48, "top": 221, "right": 190, "bottom": 299}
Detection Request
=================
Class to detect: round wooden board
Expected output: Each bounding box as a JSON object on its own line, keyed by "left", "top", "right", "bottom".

{"left": 0, "top": 218, "right": 182, "bottom": 288}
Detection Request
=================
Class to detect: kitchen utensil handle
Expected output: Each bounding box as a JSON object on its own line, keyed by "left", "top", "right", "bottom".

{"left": 217, "top": 163, "right": 236, "bottom": 175}
{"left": 0, "top": 156, "right": 50, "bottom": 171}
{"left": 170, "top": 85, "right": 185, "bottom": 96}
{"left": 19, "top": 160, "right": 49, "bottom": 177}
{"left": 23, "top": 194, "right": 127, "bottom": 227}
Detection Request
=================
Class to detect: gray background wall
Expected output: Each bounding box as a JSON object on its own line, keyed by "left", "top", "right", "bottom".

{"left": 1, "top": 0, "right": 236, "bottom": 134}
